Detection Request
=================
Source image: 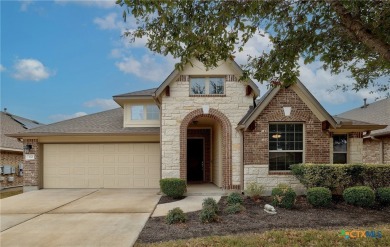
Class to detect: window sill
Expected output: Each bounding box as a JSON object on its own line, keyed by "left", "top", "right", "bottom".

{"left": 189, "top": 94, "right": 226, "bottom": 97}
{"left": 268, "top": 171, "right": 292, "bottom": 175}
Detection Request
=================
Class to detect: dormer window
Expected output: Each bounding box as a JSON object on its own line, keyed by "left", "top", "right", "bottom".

{"left": 190, "top": 77, "right": 225, "bottom": 96}
{"left": 131, "top": 105, "right": 159, "bottom": 120}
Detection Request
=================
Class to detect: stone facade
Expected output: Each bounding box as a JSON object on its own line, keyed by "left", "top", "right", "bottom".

{"left": 160, "top": 61, "right": 254, "bottom": 189}
{"left": 243, "top": 87, "right": 330, "bottom": 194}
{"left": 348, "top": 133, "right": 363, "bottom": 163}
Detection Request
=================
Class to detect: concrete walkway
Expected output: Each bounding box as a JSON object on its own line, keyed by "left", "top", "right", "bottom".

{"left": 0, "top": 189, "right": 160, "bottom": 247}
{"left": 152, "top": 196, "right": 221, "bottom": 217}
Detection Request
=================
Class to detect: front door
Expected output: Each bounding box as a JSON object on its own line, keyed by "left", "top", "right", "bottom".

{"left": 187, "top": 138, "right": 204, "bottom": 182}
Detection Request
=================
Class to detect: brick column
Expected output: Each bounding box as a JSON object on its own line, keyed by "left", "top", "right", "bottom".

{"left": 23, "top": 139, "right": 41, "bottom": 192}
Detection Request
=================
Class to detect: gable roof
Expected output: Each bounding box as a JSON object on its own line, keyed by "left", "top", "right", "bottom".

{"left": 7, "top": 108, "right": 159, "bottom": 137}
{"left": 113, "top": 88, "right": 157, "bottom": 98}
{"left": 237, "top": 80, "right": 337, "bottom": 130}
{"left": 335, "top": 98, "right": 390, "bottom": 137}
{"left": 154, "top": 59, "right": 260, "bottom": 98}
{"left": 1, "top": 111, "right": 44, "bottom": 151}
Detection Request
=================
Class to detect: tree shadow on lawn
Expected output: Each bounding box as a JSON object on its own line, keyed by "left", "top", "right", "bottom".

{"left": 137, "top": 196, "right": 390, "bottom": 243}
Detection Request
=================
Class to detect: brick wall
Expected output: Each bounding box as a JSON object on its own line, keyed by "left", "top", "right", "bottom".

{"left": 363, "top": 136, "right": 390, "bottom": 164}
{"left": 22, "top": 139, "right": 41, "bottom": 190}
{"left": 384, "top": 137, "right": 390, "bottom": 164}
{"left": 0, "top": 151, "right": 24, "bottom": 188}
{"left": 363, "top": 138, "right": 381, "bottom": 163}
{"left": 244, "top": 87, "right": 330, "bottom": 166}
{"left": 243, "top": 87, "right": 330, "bottom": 194}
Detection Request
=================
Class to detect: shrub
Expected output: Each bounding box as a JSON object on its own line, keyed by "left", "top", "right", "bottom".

{"left": 227, "top": 192, "right": 243, "bottom": 205}
{"left": 202, "top": 197, "right": 219, "bottom": 212}
{"left": 159, "top": 178, "right": 186, "bottom": 198}
{"left": 166, "top": 207, "right": 187, "bottom": 224}
{"left": 224, "top": 203, "right": 245, "bottom": 215}
{"left": 291, "top": 163, "right": 390, "bottom": 194}
{"left": 244, "top": 182, "right": 265, "bottom": 200}
{"left": 343, "top": 186, "right": 375, "bottom": 207}
{"left": 376, "top": 187, "right": 390, "bottom": 206}
{"left": 271, "top": 184, "right": 297, "bottom": 209}
{"left": 199, "top": 205, "right": 218, "bottom": 223}
{"left": 307, "top": 187, "right": 332, "bottom": 207}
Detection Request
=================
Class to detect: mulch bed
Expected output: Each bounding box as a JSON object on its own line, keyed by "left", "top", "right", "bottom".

{"left": 158, "top": 196, "right": 186, "bottom": 204}
{"left": 137, "top": 196, "right": 390, "bottom": 243}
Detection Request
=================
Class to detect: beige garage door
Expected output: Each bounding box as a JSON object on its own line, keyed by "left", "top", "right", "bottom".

{"left": 43, "top": 143, "right": 160, "bottom": 188}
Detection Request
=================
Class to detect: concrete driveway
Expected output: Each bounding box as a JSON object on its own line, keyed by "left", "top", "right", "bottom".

{"left": 0, "top": 189, "right": 160, "bottom": 247}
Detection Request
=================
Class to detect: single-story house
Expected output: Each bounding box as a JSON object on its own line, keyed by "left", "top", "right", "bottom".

{"left": 335, "top": 98, "right": 390, "bottom": 164}
{"left": 8, "top": 60, "right": 387, "bottom": 193}
{"left": 1, "top": 110, "right": 44, "bottom": 189}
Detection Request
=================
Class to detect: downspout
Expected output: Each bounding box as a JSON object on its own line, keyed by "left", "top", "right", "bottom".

{"left": 153, "top": 93, "right": 163, "bottom": 182}
{"left": 240, "top": 130, "right": 244, "bottom": 192}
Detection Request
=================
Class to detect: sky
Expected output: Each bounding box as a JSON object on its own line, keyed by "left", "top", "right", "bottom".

{"left": 1, "top": 0, "right": 386, "bottom": 124}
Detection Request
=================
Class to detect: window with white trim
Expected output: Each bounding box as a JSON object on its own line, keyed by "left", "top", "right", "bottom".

{"left": 146, "top": 105, "right": 159, "bottom": 120}
{"left": 333, "top": 134, "right": 347, "bottom": 164}
{"left": 130, "top": 105, "right": 160, "bottom": 120}
{"left": 269, "top": 123, "right": 303, "bottom": 171}
{"left": 190, "top": 77, "right": 224, "bottom": 95}
{"left": 131, "top": 105, "right": 144, "bottom": 120}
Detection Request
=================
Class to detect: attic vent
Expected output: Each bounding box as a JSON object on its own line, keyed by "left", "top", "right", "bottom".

{"left": 225, "top": 75, "right": 237, "bottom": 82}
{"left": 246, "top": 85, "right": 252, "bottom": 96}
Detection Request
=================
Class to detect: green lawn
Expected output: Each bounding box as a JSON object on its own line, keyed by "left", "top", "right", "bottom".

{"left": 0, "top": 188, "right": 23, "bottom": 199}
{"left": 135, "top": 225, "right": 390, "bottom": 247}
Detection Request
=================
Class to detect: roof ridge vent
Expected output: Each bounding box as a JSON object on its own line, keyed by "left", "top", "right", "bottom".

{"left": 361, "top": 98, "right": 369, "bottom": 108}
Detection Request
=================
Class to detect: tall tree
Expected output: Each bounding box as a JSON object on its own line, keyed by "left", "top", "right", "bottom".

{"left": 116, "top": 0, "right": 390, "bottom": 94}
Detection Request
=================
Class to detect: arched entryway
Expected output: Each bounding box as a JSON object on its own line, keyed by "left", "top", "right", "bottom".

{"left": 180, "top": 108, "right": 233, "bottom": 189}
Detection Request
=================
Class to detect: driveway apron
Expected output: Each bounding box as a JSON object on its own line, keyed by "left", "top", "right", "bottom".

{"left": 0, "top": 189, "right": 160, "bottom": 247}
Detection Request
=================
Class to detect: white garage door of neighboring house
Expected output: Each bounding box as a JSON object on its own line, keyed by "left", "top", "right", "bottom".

{"left": 43, "top": 143, "right": 160, "bottom": 189}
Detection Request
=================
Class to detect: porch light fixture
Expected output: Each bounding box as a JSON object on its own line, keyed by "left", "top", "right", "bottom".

{"left": 202, "top": 105, "right": 209, "bottom": 114}
{"left": 23, "top": 144, "right": 32, "bottom": 152}
{"left": 272, "top": 133, "right": 282, "bottom": 139}
{"left": 283, "top": 106, "right": 292, "bottom": 116}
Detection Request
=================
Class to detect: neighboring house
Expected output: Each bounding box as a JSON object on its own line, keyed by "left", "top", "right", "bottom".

{"left": 335, "top": 98, "right": 390, "bottom": 164}
{"left": 8, "top": 60, "right": 387, "bottom": 193}
{"left": 1, "top": 110, "right": 44, "bottom": 189}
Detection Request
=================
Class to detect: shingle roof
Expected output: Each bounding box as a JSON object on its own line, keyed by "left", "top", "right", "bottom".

{"left": 333, "top": 116, "right": 383, "bottom": 126}
{"left": 1, "top": 111, "right": 44, "bottom": 150}
{"left": 335, "top": 98, "right": 390, "bottom": 136}
{"left": 113, "top": 88, "right": 157, "bottom": 98}
{"left": 8, "top": 108, "right": 159, "bottom": 137}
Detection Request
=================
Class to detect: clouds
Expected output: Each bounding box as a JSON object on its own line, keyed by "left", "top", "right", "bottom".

{"left": 54, "top": 0, "right": 116, "bottom": 9}
{"left": 94, "top": 13, "right": 123, "bottom": 30}
{"left": 20, "top": 0, "right": 33, "bottom": 12}
{"left": 84, "top": 98, "right": 118, "bottom": 110}
{"left": 12, "top": 58, "right": 53, "bottom": 81}
{"left": 92, "top": 12, "right": 177, "bottom": 82}
{"left": 115, "top": 54, "right": 177, "bottom": 82}
{"left": 234, "top": 31, "right": 273, "bottom": 66}
{"left": 49, "top": 112, "right": 87, "bottom": 122}
{"left": 228, "top": 31, "right": 386, "bottom": 106}
{"left": 0, "top": 64, "right": 6, "bottom": 72}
